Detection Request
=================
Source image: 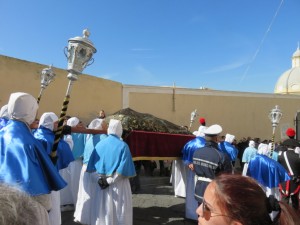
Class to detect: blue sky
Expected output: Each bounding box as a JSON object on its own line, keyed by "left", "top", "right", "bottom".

{"left": 0, "top": 0, "right": 299, "bottom": 93}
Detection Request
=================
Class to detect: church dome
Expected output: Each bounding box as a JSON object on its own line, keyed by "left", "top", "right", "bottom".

{"left": 293, "top": 48, "right": 300, "bottom": 57}
{"left": 274, "top": 45, "right": 300, "bottom": 94}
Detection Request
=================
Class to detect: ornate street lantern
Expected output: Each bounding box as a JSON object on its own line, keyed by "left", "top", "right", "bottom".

{"left": 189, "top": 109, "right": 198, "bottom": 131}
{"left": 65, "top": 29, "right": 97, "bottom": 81}
{"left": 268, "top": 105, "right": 283, "bottom": 157}
{"left": 37, "top": 65, "right": 56, "bottom": 104}
{"left": 51, "top": 29, "right": 97, "bottom": 160}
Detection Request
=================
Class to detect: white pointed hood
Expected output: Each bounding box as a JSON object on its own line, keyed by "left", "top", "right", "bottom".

{"left": 7, "top": 92, "right": 38, "bottom": 125}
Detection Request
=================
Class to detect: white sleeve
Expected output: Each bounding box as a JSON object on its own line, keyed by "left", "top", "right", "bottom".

{"left": 64, "top": 134, "right": 74, "bottom": 150}
{"left": 106, "top": 173, "right": 122, "bottom": 185}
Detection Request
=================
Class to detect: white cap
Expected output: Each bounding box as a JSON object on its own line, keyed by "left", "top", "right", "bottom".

{"left": 196, "top": 125, "right": 207, "bottom": 137}
{"left": 7, "top": 92, "right": 38, "bottom": 125}
{"left": 88, "top": 118, "right": 104, "bottom": 130}
{"left": 225, "top": 134, "right": 235, "bottom": 144}
{"left": 67, "top": 117, "right": 79, "bottom": 127}
{"left": 204, "top": 124, "right": 222, "bottom": 136}
{"left": 107, "top": 119, "right": 123, "bottom": 138}
{"left": 39, "top": 112, "right": 58, "bottom": 131}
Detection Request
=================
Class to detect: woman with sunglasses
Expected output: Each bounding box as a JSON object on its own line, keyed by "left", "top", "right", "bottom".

{"left": 196, "top": 173, "right": 299, "bottom": 225}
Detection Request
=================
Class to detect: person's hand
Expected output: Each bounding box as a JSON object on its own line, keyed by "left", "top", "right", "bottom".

{"left": 188, "top": 163, "right": 194, "bottom": 171}
{"left": 61, "top": 125, "right": 72, "bottom": 135}
{"left": 98, "top": 177, "right": 109, "bottom": 189}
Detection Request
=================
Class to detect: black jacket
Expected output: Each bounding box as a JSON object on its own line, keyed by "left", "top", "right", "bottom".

{"left": 193, "top": 141, "right": 232, "bottom": 203}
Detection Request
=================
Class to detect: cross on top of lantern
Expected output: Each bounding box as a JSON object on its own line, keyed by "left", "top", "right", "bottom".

{"left": 268, "top": 105, "right": 283, "bottom": 128}
{"left": 65, "top": 29, "right": 97, "bottom": 81}
{"left": 40, "top": 65, "right": 56, "bottom": 89}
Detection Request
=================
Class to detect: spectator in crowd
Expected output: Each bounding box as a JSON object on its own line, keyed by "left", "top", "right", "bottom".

{"left": 196, "top": 173, "right": 299, "bottom": 225}
{"left": 0, "top": 183, "right": 50, "bottom": 225}
{"left": 97, "top": 109, "right": 106, "bottom": 119}
{"left": 237, "top": 137, "right": 250, "bottom": 170}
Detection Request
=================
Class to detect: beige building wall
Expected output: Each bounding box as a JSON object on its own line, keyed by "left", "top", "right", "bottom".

{"left": 0, "top": 55, "right": 122, "bottom": 124}
{"left": 1, "top": 55, "right": 300, "bottom": 142}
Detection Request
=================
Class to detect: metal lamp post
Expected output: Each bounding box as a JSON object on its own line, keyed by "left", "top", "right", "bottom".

{"left": 189, "top": 109, "right": 198, "bottom": 131}
{"left": 37, "top": 65, "right": 56, "bottom": 104}
{"left": 51, "top": 29, "right": 97, "bottom": 160}
{"left": 268, "top": 105, "right": 283, "bottom": 157}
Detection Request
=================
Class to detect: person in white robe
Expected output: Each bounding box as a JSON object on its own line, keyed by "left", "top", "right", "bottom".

{"left": 242, "top": 140, "right": 257, "bottom": 176}
{"left": 86, "top": 119, "right": 136, "bottom": 225}
{"left": 247, "top": 143, "right": 290, "bottom": 220}
{"left": 182, "top": 125, "right": 206, "bottom": 220}
{"left": 170, "top": 159, "right": 187, "bottom": 198}
{"left": 33, "top": 112, "right": 75, "bottom": 225}
{"left": 60, "top": 117, "right": 85, "bottom": 210}
{"left": 74, "top": 118, "right": 107, "bottom": 224}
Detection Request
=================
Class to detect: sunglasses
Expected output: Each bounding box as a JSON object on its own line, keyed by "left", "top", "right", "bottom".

{"left": 201, "top": 198, "right": 232, "bottom": 221}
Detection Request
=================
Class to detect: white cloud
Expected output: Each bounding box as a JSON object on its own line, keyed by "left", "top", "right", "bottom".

{"left": 202, "top": 60, "right": 247, "bottom": 74}
{"left": 135, "top": 65, "right": 153, "bottom": 79}
{"left": 97, "top": 73, "right": 113, "bottom": 80}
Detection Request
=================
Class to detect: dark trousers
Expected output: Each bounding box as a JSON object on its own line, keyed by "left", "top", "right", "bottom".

{"left": 282, "top": 193, "right": 299, "bottom": 210}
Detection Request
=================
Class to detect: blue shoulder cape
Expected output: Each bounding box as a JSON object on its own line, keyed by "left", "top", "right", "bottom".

{"left": 182, "top": 136, "right": 206, "bottom": 164}
{"left": 33, "top": 127, "right": 75, "bottom": 170}
{"left": 242, "top": 147, "right": 257, "bottom": 163}
{"left": 0, "top": 120, "right": 67, "bottom": 195}
{"left": 83, "top": 134, "right": 107, "bottom": 164}
{"left": 86, "top": 134, "right": 136, "bottom": 177}
{"left": 0, "top": 118, "right": 8, "bottom": 130}
{"left": 218, "top": 141, "right": 238, "bottom": 162}
{"left": 71, "top": 133, "right": 86, "bottom": 160}
{"left": 247, "top": 154, "right": 290, "bottom": 188}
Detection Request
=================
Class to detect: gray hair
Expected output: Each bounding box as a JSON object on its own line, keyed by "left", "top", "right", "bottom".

{"left": 0, "top": 184, "right": 49, "bottom": 225}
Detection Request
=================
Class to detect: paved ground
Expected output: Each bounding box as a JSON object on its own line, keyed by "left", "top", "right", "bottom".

{"left": 61, "top": 176, "right": 197, "bottom": 225}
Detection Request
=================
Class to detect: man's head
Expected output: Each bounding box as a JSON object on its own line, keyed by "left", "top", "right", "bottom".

{"left": 204, "top": 124, "right": 222, "bottom": 142}
{"left": 99, "top": 110, "right": 106, "bottom": 119}
{"left": 286, "top": 128, "right": 296, "bottom": 139}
